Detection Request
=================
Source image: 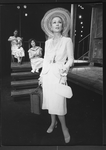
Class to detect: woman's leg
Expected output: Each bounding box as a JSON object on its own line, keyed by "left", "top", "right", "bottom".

{"left": 47, "top": 114, "right": 57, "bottom": 133}
{"left": 31, "top": 61, "right": 35, "bottom": 72}
{"left": 58, "top": 115, "right": 70, "bottom": 143}
{"left": 50, "top": 114, "right": 56, "bottom": 126}
{"left": 11, "top": 55, "right": 14, "bottom": 62}
{"left": 20, "top": 57, "right": 22, "bottom": 63}
{"left": 17, "top": 57, "right": 20, "bottom": 63}
{"left": 18, "top": 57, "right": 22, "bottom": 64}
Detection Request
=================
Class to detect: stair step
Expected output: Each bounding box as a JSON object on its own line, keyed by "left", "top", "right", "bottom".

{"left": 11, "top": 79, "right": 38, "bottom": 90}
{"left": 11, "top": 62, "right": 31, "bottom": 67}
{"left": 11, "top": 62, "right": 31, "bottom": 73}
{"left": 11, "top": 72, "right": 39, "bottom": 81}
{"left": 74, "top": 60, "right": 89, "bottom": 66}
{"left": 83, "top": 56, "right": 89, "bottom": 60}
{"left": 11, "top": 62, "right": 41, "bottom": 97}
{"left": 11, "top": 88, "right": 37, "bottom": 97}
{"left": 11, "top": 79, "right": 38, "bottom": 86}
{"left": 11, "top": 68, "right": 31, "bottom": 73}
{"left": 11, "top": 72, "right": 39, "bottom": 77}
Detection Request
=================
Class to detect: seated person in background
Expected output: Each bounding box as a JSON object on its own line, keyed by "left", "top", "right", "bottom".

{"left": 28, "top": 39, "right": 43, "bottom": 73}
{"left": 15, "top": 37, "right": 25, "bottom": 64}
{"left": 8, "top": 29, "right": 25, "bottom": 64}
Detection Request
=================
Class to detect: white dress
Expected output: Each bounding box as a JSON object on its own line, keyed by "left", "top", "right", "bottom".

{"left": 40, "top": 36, "right": 74, "bottom": 115}
{"left": 28, "top": 47, "right": 43, "bottom": 71}
{"left": 8, "top": 36, "right": 18, "bottom": 55}
{"left": 8, "top": 36, "right": 25, "bottom": 58}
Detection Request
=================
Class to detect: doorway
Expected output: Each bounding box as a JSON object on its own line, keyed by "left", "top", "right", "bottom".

{"left": 74, "top": 4, "right": 92, "bottom": 60}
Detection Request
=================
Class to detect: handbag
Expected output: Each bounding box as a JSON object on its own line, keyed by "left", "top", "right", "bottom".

{"left": 55, "top": 76, "right": 73, "bottom": 99}
{"left": 30, "top": 85, "right": 43, "bottom": 115}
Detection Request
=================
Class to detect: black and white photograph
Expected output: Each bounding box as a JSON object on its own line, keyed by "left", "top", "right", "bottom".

{"left": 0, "top": 0, "right": 104, "bottom": 150}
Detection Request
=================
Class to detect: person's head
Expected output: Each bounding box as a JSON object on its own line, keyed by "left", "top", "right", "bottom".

{"left": 41, "top": 8, "right": 71, "bottom": 38}
{"left": 50, "top": 16, "right": 64, "bottom": 34}
{"left": 29, "top": 39, "right": 36, "bottom": 48}
{"left": 13, "top": 30, "right": 18, "bottom": 37}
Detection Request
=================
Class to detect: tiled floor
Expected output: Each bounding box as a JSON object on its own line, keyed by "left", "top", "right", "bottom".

{"left": 1, "top": 77, "right": 103, "bottom": 146}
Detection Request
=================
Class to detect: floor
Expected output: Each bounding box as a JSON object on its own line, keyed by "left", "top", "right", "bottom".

{"left": 1, "top": 76, "right": 103, "bottom": 146}
{"left": 1, "top": 61, "right": 104, "bottom": 150}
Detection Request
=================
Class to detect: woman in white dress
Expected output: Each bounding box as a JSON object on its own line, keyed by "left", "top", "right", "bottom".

{"left": 39, "top": 8, "right": 74, "bottom": 143}
{"left": 28, "top": 39, "right": 43, "bottom": 73}
{"left": 8, "top": 30, "right": 25, "bottom": 64}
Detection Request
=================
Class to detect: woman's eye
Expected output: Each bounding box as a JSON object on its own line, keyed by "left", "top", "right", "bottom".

{"left": 52, "top": 20, "right": 62, "bottom": 24}
{"left": 53, "top": 21, "right": 56, "bottom": 24}
{"left": 58, "top": 21, "right": 62, "bottom": 24}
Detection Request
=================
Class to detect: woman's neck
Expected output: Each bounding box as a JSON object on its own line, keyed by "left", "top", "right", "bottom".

{"left": 53, "top": 33, "right": 62, "bottom": 40}
{"left": 32, "top": 46, "right": 36, "bottom": 48}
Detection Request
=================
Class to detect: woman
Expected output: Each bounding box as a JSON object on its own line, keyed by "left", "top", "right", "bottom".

{"left": 39, "top": 8, "right": 74, "bottom": 144}
{"left": 28, "top": 39, "right": 43, "bottom": 73}
{"left": 8, "top": 30, "right": 25, "bottom": 64}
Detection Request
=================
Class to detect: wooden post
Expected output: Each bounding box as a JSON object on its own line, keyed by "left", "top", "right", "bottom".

{"left": 19, "top": 8, "right": 21, "bottom": 37}
{"left": 70, "top": 4, "right": 77, "bottom": 52}
{"left": 89, "top": 4, "right": 103, "bottom": 65}
{"left": 70, "top": 4, "right": 73, "bottom": 39}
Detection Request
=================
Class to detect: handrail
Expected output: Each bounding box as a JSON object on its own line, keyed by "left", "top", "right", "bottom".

{"left": 78, "top": 51, "right": 89, "bottom": 60}
{"left": 78, "top": 34, "right": 90, "bottom": 43}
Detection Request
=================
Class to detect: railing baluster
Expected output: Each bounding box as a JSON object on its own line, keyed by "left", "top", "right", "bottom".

{"left": 82, "top": 40, "right": 84, "bottom": 58}
{"left": 77, "top": 43, "right": 80, "bottom": 59}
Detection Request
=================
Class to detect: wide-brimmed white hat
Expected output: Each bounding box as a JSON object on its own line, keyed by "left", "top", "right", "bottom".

{"left": 41, "top": 8, "right": 71, "bottom": 38}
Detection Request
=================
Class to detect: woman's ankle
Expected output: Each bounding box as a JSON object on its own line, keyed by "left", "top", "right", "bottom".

{"left": 47, "top": 121, "right": 57, "bottom": 133}
{"left": 51, "top": 120, "right": 57, "bottom": 127}
{"left": 62, "top": 128, "right": 70, "bottom": 136}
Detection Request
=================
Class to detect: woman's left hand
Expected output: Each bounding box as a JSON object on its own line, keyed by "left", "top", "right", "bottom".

{"left": 60, "top": 64, "right": 69, "bottom": 76}
{"left": 38, "top": 77, "right": 43, "bottom": 86}
{"left": 60, "top": 76, "right": 67, "bottom": 84}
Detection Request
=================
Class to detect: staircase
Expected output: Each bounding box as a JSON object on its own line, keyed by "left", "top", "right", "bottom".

{"left": 76, "top": 34, "right": 90, "bottom": 66}
{"left": 11, "top": 62, "right": 39, "bottom": 97}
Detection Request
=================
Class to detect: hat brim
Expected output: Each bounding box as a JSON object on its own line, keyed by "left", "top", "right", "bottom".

{"left": 41, "top": 8, "right": 71, "bottom": 38}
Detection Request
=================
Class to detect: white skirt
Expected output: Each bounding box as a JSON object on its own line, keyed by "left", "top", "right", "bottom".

{"left": 12, "top": 46, "right": 25, "bottom": 58}
{"left": 42, "top": 64, "right": 67, "bottom": 115}
{"left": 30, "top": 57, "right": 43, "bottom": 71}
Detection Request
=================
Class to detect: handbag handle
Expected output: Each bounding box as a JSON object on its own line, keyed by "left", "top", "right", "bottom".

{"left": 59, "top": 75, "right": 67, "bottom": 85}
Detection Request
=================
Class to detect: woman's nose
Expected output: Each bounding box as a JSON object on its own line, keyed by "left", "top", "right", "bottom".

{"left": 56, "top": 23, "right": 59, "bottom": 26}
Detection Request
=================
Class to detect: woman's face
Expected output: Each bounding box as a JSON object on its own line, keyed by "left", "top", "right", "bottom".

{"left": 31, "top": 40, "right": 36, "bottom": 47}
{"left": 51, "top": 16, "right": 63, "bottom": 33}
{"left": 14, "top": 30, "right": 18, "bottom": 36}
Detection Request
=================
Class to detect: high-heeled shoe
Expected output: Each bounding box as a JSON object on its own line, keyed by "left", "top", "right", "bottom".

{"left": 65, "top": 135, "right": 70, "bottom": 143}
{"left": 63, "top": 128, "right": 71, "bottom": 143}
{"left": 47, "top": 121, "right": 57, "bottom": 133}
